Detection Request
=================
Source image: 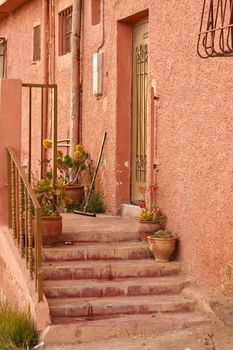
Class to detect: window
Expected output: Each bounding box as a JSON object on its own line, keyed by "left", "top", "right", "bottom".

{"left": 198, "top": 0, "right": 233, "bottom": 58}
{"left": 0, "top": 38, "right": 7, "bottom": 78}
{"left": 59, "top": 6, "right": 72, "bottom": 55}
{"left": 33, "top": 25, "right": 41, "bottom": 61}
{"left": 92, "top": 0, "right": 101, "bottom": 25}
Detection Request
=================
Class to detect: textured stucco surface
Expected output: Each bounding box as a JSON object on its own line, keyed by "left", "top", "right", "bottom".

{"left": 0, "top": 225, "right": 51, "bottom": 330}
{"left": 80, "top": 0, "right": 233, "bottom": 294}
{"left": 0, "top": 79, "right": 21, "bottom": 224}
{"left": 0, "top": 0, "right": 72, "bottom": 168}
{"left": 1, "top": 0, "right": 233, "bottom": 294}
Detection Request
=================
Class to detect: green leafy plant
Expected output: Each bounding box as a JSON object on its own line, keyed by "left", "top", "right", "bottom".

{"left": 0, "top": 302, "right": 38, "bottom": 349}
{"left": 43, "top": 141, "right": 91, "bottom": 185}
{"left": 139, "top": 207, "right": 166, "bottom": 224}
{"left": 33, "top": 177, "right": 72, "bottom": 216}
{"left": 152, "top": 230, "right": 173, "bottom": 238}
{"left": 76, "top": 192, "right": 106, "bottom": 213}
{"left": 85, "top": 192, "right": 106, "bottom": 213}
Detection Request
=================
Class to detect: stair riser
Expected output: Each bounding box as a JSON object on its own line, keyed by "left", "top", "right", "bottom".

{"left": 44, "top": 284, "right": 183, "bottom": 299}
{"left": 42, "top": 246, "right": 151, "bottom": 261}
{"left": 49, "top": 301, "right": 195, "bottom": 318}
{"left": 59, "top": 232, "right": 140, "bottom": 243}
{"left": 43, "top": 265, "right": 181, "bottom": 281}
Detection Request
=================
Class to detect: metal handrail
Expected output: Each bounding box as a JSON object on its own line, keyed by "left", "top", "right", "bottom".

{"left": 7, "top": 146, "right": 43, "bottom": 302}
{"left": 22, "top": 83, "right": 58, "bottom": 188}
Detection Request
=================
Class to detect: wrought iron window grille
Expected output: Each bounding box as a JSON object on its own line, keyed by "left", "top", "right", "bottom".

{"left": 0, "top": 37, "right": 7, "bottom": 78}
{"left": 197, "top": 0, "right": 233, "bottom": 58}
{"left": 59, "top": 6, "right": 72, "bottom": 56}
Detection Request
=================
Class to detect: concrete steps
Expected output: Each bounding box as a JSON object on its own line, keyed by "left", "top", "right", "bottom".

{"left": 42, "top": 242, "right": 151, "bottom": 261}
{"left": 59, "top": 230, "right": 139, "bottom": 243}
{"left": 40, "top": 214, "right": 210, "bottom": 345}
{"left": 48, "top": 294, "right": 196, "bottom": 318}
{"left": 43, "top": 260, "right": 181, "bottom": 280}
{"left": 59, "top": 214, "right": 139, "bottom": 243}
{"left": 43, "top": 276, "right": 187, "bottom": 299}
{"left": 42, "top": 312, "right": 210, "bottom": 345}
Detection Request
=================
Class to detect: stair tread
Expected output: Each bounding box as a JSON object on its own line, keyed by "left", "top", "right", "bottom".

{"left": 43, "top": 259, "right": 180, "bottom": 268}
{"left": 42, "top": 241, "right": 151, "bottom": 261}
{"left": 43, "top": 311, "right": 211, "bottom": 344}
{"left": 44, "top": 275, "right": 187, "bottom": 288}
{"left": 46, "top": 241, "right": 147, "bottom": 249}
{"left": 51, "top": 311, "right": 209, "bottom": 325}
{"left": 48, "top": 294, "right": 195, "bottom": 307}
{"left": 61, "top": 213, "right": 139, "bottom": 233}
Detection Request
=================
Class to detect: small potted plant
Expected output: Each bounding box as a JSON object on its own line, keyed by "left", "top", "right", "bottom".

{"left": 138, "top": 207, "right": 166, "bottom": 242}
{"left": 33, "top": 177, "right": 71, "bottom": 246}
{"left": 43, "top": 140, "right": 91, "bottom": 206}
{"left": 147, "top": 230, "right": 177, "bottom": 262}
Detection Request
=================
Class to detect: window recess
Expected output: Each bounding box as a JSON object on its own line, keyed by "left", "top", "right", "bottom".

{"left": 59, "top": 6, "right": 73, "bottom": 55}
{"left": 198, "top": 0, "right": 233, "bottom": 58}
{"left": 33, "top": 25, "right": 41, "bottom": 62}
{"left": 0, "top": 38, "right": 7, "bottom": 78}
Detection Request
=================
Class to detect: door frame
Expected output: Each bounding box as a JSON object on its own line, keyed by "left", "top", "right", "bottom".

{"left": 116, "top": 10, "right": 149, "bottom": 211}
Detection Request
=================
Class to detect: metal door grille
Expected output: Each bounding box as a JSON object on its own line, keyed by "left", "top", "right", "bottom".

{"left": 135, "top": 43, "right": 148, "bottom": 182}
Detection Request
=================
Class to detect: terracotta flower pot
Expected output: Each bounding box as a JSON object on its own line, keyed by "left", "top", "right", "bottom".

{"left": 65, "top": 185, "right": 84, "bottom": 206}
{"left": 147, "top": 236, "right": 177, "bottom": 262}
{"left": 33, "top": 216, "right": 62, "bottom": 247}
{"left": 137, "top": 221, "right": 162, "bottom": 242}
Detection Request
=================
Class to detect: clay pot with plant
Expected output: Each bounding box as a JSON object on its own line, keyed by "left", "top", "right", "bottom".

{"left": 147, "top": 230, "right": 177, "bottom": 262}
{"left": 33, "top": 177, "right": 72, "bottom": 246}
{"left": 137, "top": 184, "right": 166, "bottom": 242}
{"left": 138, "top": 207, "right": 166, "bottom": 242}
{"left": 43, "top": 140, "right": 92, "bottom": 207}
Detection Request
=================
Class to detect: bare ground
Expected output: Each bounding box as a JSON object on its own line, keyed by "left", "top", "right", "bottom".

{"left": 42, "top": 320, "right": 233, "bottom": 350}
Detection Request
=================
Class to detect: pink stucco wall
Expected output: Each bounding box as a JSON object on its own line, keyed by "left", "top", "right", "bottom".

{"left": 81, "top": 0, "right": 233, "bottom": 294}
{"left": 0, "top": 0, "right": 72, "bottom": 168}
{"left": 1, "top": 0, "right": 233, "bottom": 295}
{"left": 0, "top": 79, "right": 21, "bottom": 224}
{"left": 0, "top": 225, "right": 51, "bottom": 330}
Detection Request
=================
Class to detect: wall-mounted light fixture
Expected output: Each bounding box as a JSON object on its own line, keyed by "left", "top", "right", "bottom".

{"left": 93, "top": 52, "right": 103, "bottom": 96}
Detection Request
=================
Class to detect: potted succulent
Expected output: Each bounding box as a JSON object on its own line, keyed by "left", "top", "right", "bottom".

{"left": 33, "top": 177, "right": 71, "bottom": 246}
{"left": 147, "top": 230, "right": 177, "bottom": 262}
{"left": 43, "top": 140, "right": 91, "bottom": 206}
{"left": 138, "top": 207, "right": 166, "bottom": 242}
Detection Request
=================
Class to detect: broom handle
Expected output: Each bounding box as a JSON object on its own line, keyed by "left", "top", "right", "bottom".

{"left": 84, "top": 132, "right": 107, "bottom": 212}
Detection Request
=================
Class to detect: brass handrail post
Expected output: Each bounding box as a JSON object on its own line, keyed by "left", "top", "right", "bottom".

{"left": 28, "top": 86, "right": 32, "bottom": 183}
{"left": 22, "top": 83, "right": 58, "bottom": 186}
{"left": 35, "top": 208, "right": 43, "bottom": 302}
{"left": 7, "top": 146, "right": 44, "bottom": 302}
{"left": 16, "top": 170, "right": 20, "bottom": 247}
{"left": 52, "top": 84, "right": 58, "bottom": 188}
{"left": 27, "top": 197, "right": 33, "bottom": 280}
{"left": 24, "top": 189, "right": 29, "bottom": 268}
{"left": 7, "top": 150, "right": 12, "bottom": 228}
{"left": 18, "top": 177, "right": 24, "bottom": 258}
{"left": 12, "top": 82, "right": 59, "bottom": 300}
{"left": 41, "top": 86, "right": 44, "bottom": 179}
{"left": 11, "top": 159, "right": 16, "bottom": 239}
